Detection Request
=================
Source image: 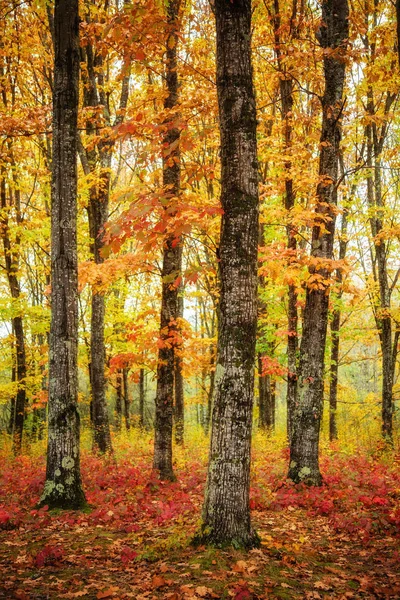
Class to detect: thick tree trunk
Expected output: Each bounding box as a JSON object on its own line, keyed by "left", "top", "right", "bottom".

{"left": 196, "top": 0, "right": 260, "bottom": 548}
{"left": 328, "top": 207, "right": 348, "bottom": 441}
{"left": 153, "top": 0, "right": 182, "bottom": 480}
{"left": 39, "top": 0, "right": 86, "bottom": 509}
{"left": 288, "top": 0, "right": 348, "bottom": 485}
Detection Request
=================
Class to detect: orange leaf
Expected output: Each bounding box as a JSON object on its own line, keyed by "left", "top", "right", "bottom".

{"left": 152, "top": 575, "right": 167, "bottom": 589}
{"left": 96, "top": 588, "right": 119, "bottom": 599}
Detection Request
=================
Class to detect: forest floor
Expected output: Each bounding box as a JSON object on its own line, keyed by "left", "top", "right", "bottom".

{"left": 1, "top": 431, "right": 400, "bottom": 600}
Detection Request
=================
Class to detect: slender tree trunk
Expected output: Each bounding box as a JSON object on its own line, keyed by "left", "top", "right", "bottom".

{"left": 366, "top": 122, "right": 394, "bottom": 441}
{"left": 258, "top": 355, "right": 267, "bottom": 429}
{"left": 288, "top": 0, "right": 349, "bottom": 485}
{"left": 78, "top": 0, "right": 131, "bottom": 453}
{"left": 0, "top": 176, "right": 27, "bottom": 454}
{"left": 123, "top": 367, "right": 130, "bottom": 430}
{"left": 91, "top": 284, "right": 112, "bottom": 452}
{"left": 153, "top": 0, "right": 182, "bottom": 480}
{"left": 139, "top": 368, "right": 145, "bottom": 428}
{"left": 258, "top": 357, "right": 275, "bottom": 432}
{"left": 39, "top": 0, "right": 86, "bottom": 509}
{"left": 174, "top": 292, "right": 184, "bottom": 444}
{"left": 83, "top": 86, "right": 113, "bottom": 454}
{"left": 115, "top": 369, "right": 122, "bottom": 431}
{"left": 361, "top": 7, "right": 398, "bottom": 441}
{"left": 8, "top": 364, "right": 16, "bottom": 436}
{"left": 329, "top": 207, "right": 348, "bottom": 441}
{"left": 196, "top": 0, "right": 260, "bottom": 548}
{"left": 271, "top": 0, "right": 298, "bottom": 443}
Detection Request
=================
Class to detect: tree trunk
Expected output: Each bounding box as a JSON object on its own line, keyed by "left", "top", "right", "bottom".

{"left": 91, "top": 285, "right": 112, "bottom": 452}
{"left": 153, "top": 0, "right": 182, "bottom": 480}
{"left": 258, "top": 355, "right": 267, "bottom": 429}
{"left": 366, "top": 122, "right": 395, "bottom": 442}
{"left": 271, "top": 0, "right": 298, "bottom": 444}
{"left": 139, "top": 368, "right": 145, "bottom": 428}
{"left": 115, "top": 369, "right": 122, "bottom": 431}
{"left": 174, "top": 292, "right": 184, "bottom": 445}
{"left": 80, "top": 42, "right": 113, "bottom": 453}
{"left": 0, "top": 175, "right": 27, "bottom": 454}
{"left": 288, "top": 0, "right": 349, "bottom": 485}
{"left": 328, "top": 207, "right": 348, "bottom": 441}
{"left": 123, "top": 367, "right": 130, "bottom": 430}
{"left": 39, "top": 0, "right": 86, "bottom": 509}
{"left": 78, "top": 0, "right": 131, "bottom": 453}
{"left": 196, "top": 0, "right": 260, "bottom": 549}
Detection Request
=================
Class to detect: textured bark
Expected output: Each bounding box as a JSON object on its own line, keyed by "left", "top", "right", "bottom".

{"left": 196, "top": 0, "right": 260, "bottom": 548}
{"left": 153, "top": 0, "right": 182, "bottom": 481}
{"left": 288, "top": 0, "right": 348, "bottom": 485}
{"left": 39, "top": 0, "right": 86, "bottom": 509}
{"left": 328, "top": 207, "right": 348, "bottom": 441}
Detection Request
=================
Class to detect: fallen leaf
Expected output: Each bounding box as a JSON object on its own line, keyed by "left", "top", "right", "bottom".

{"left": 152, "top": 575, "right": 167, "bottom": 589}
{"left": 195, "top": 586, "right": 210, "bottom": 597}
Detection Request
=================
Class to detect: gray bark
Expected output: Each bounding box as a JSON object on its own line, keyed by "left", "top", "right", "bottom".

{"left": 196, "top": 0, "right": 260, "bottom": 548}
{"left": 288, "top": 0, "right": 349, "bottom": 485}
{"left": 153, "top": 0, "right": 182, "bottom": 480}
{"left": 39, "top": 0, "right": 86, "bottom": 509}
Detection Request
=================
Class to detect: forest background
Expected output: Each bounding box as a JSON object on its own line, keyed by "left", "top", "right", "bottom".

{"left": 1, "top": 0, "right": 400, "bottom": 598}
